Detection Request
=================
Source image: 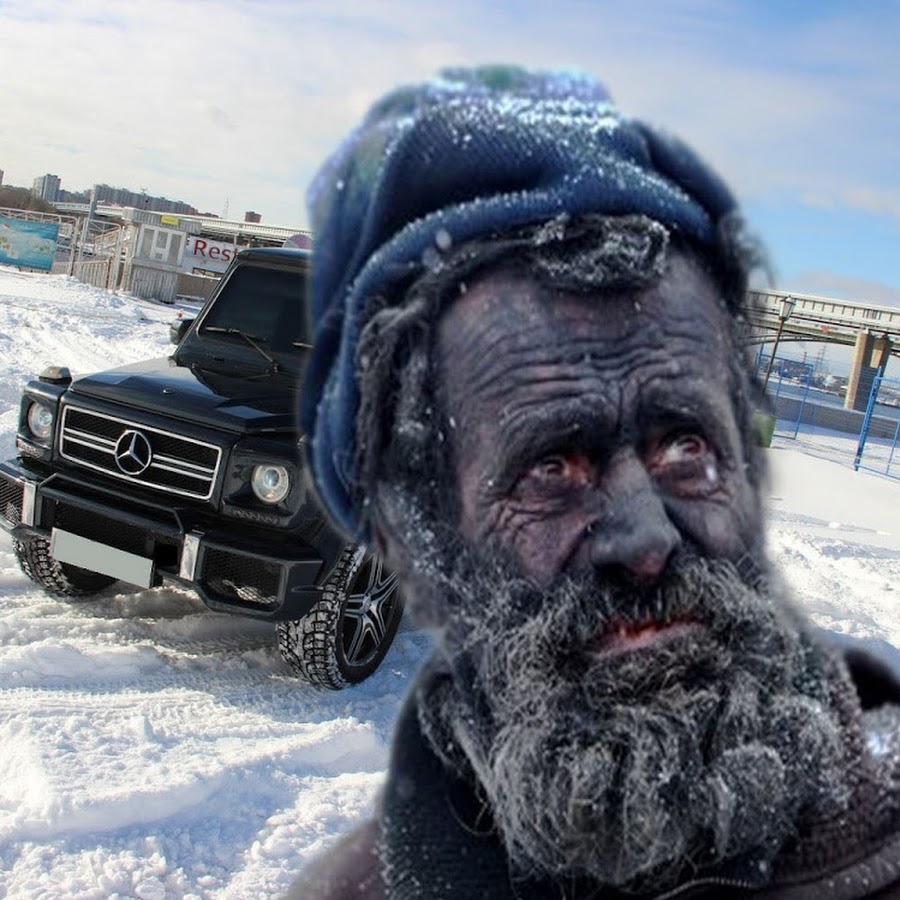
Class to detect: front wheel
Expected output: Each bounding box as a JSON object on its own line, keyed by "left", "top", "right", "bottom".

{"left": 277, "top": 546, "right": 403, "bottom": 690}
{"left": 14, "top": 536, "right": 117, "bottom": 597}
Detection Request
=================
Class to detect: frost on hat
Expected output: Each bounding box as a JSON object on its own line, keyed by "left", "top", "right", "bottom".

{"left": 302, "top": 64, "right": 738, "bottom": 540}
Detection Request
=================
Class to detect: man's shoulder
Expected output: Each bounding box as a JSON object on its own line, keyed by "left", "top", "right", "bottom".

{"left": 286, "top": 817, "right": 384, "bottom": 900}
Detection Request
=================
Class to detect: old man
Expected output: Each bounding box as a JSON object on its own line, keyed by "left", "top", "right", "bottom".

{"left": 294, "top": 66, "right": 900, "bottom": 898}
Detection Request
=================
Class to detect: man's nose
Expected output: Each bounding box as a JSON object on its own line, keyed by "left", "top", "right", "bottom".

{"left": 586, "top": 461, "right": 681, "bottom": 585}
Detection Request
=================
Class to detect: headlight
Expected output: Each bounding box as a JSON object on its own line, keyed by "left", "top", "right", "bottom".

{"left": 251, "top": 464, "right": 290, "bottom": 504}
{"left": 26, "top": 402, "right": 54, "bottom": 441}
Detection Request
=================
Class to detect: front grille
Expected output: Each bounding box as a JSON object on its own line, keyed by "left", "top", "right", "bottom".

{"left": 0, "top": 478, "right": 24, "bottom": 525}
{"left": 60, "top": 407, "right": 221, "bottom": 500}
{"left": 202, "top": 547, "right": 281, "bottom": 607}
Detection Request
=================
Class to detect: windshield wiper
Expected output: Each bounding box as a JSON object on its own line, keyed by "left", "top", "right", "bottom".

{"left": 204, "top": 326, "right": 280, "bottom": 372}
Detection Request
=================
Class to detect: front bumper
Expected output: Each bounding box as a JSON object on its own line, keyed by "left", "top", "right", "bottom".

{"left": 0, "top": 458, "right": 326, "bottom": 621}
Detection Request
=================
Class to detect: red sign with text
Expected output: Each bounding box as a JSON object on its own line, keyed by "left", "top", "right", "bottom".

{"left": 183, "top": 236, "right": 239, "bottom": 275}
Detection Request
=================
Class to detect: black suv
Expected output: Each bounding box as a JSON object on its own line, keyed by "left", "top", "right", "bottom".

{"left": 0, "top": 247, "right": 403, "bottom": 689}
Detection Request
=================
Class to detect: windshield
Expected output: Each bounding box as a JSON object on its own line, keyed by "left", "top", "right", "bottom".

{"left": 198, "top": 263, "right": 309, "bottom": 353}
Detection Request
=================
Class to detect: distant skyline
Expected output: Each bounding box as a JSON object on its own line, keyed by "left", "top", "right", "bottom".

{"left": 7, "top": 173, "right": 204, "bottom": 213}
{"left": 2, "top": 0, "right": 899, "bottom": 306}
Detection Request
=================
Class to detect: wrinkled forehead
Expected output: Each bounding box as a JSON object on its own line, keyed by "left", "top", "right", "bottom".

{"left": 436, "top": 249, "right": 733, "bottom": 384}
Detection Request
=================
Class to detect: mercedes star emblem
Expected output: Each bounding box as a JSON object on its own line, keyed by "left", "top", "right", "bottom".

{"left": 114, "top": 429, "right": 153, "bottom": 475}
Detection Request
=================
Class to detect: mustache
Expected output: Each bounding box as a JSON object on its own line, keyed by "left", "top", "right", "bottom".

{"left": 447, "top": 547, "right": 785, "bottom": 676}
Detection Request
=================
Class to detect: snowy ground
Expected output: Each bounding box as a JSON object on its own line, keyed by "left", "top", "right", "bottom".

{"left": 0, "top": 268, "right": 898, "bottom": 899}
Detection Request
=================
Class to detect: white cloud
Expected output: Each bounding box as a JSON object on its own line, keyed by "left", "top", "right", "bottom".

{"left": 0, "top": 0, "right": 897, "bottom": 232}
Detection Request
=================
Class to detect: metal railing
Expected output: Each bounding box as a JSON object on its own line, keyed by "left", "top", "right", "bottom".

{"left": 855, "top": 371, "right": 900, "bottom": 480}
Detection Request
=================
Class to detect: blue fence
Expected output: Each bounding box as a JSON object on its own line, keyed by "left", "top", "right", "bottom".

{"left": 756, "top": 352, "right": 857, "bottom": 457}
{"left": 758, "top": 356, "right": 815, "bottom": 440}
{"left": 754, "top": 350, "right": 900, "bottom": 467}
{"left": 855, "top": 371, "right": 900, "bottom": 480}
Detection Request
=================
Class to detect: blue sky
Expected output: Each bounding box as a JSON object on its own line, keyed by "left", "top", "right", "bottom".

{"left": 1, "top": 0, "right": 898, "bottom": 306}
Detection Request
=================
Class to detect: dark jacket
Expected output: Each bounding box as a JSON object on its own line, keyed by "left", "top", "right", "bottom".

{"left": 291, "top": 635, "right": 900, "bottom": 900}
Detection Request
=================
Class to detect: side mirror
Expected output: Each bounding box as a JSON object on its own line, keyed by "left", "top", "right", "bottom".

{"left": 169, "top": 317, "right": 195, "bottom": 345}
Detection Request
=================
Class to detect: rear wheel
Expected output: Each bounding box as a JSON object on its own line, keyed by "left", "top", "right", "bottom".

{"left": 14, "top": 536, "right": 117, "bottom": 597}
{"left": 277, "top": 546, "right": 403, "bottom": 690}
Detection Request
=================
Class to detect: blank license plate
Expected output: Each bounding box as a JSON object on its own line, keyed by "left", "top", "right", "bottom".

{"left": 50, "top": 528, "right": 154, "bottom": 588}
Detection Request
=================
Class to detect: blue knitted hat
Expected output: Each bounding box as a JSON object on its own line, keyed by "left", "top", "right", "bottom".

{"left": 302, "top": 64, "right": 738, "bottom": 540}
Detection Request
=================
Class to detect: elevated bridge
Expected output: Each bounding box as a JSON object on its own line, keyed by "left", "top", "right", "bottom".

{"left": 743, "top": 287, "right": 899, "bottom": 410}
{"left": 745, "top": 288, "right": 900, "bottom": 352}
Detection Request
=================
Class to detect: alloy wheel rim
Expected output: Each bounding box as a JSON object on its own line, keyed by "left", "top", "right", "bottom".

{"left": 342, "top": 554, "right": 399, "bottom": 667}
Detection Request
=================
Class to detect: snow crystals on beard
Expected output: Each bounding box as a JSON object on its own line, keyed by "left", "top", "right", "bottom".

{"left": 415, "top": 540, "right": 850, "bottom": 894}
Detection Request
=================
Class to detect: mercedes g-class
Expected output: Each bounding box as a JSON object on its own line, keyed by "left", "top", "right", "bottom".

{"left": 0, "top": 247, "right": 403, "bottom": 689}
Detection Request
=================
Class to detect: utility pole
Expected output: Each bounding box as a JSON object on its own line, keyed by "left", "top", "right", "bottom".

{"left": 762, "top": 295, "right": 796, "bottom": 391}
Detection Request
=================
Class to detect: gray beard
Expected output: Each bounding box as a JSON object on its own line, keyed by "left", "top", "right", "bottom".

{"left": 401, "top": 525, "right": 854, "bottom": 894}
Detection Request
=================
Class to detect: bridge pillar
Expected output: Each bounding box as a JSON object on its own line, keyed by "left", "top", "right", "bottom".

{"left": 872, "top": 333, "right": 893, "bottom": 370}
{"left": 845, "top": 330, "right": 892, "bottom": 411}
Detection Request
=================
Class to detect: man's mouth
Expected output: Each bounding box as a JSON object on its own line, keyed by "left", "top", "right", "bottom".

{"left": 590, "top": 618, "right": 702, "bottom": 657}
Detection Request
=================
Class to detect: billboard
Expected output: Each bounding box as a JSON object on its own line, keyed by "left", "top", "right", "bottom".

{"left": 0, "top": 217, "right": 60, "bottom": 271}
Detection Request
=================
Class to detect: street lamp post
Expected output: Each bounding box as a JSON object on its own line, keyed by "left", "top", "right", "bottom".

{"left": 762, "top": 294, "right": 796, "bottom": 391}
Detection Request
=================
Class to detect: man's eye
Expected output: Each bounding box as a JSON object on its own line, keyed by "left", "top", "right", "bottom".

{"left": 650, "top": 432, "right": 719, "bottom": 493}
{"left": 515, "top": 452, "right": 594, "bottom": 493}
{"left": 658, "top": 433, "right": 708, "bottom": 465}
{"left": 532, "top": 456, "right": 568, "bottom": 479}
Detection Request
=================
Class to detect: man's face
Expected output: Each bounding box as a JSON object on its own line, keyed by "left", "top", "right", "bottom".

{"left": 437, "top": 250, "right": 761, "bottom": 587}
{"left": 406, "top": 250, "right": 845, "bottom": 891}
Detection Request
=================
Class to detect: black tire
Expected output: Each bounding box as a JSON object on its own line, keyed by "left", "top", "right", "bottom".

{"left": 277, "top": 546, "right": 403, "bottom": 690}
{"left": 13, "top": 536, "right": 117, "bottom": 597}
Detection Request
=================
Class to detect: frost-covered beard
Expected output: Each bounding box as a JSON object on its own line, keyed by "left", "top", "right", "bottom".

{"left": 403, "top": 526, "right": 852, "bottom": 893}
